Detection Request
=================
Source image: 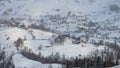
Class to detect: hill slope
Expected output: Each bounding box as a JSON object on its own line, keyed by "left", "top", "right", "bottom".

{"left": 0, "top": 0, "right": 120, "bottom": 21}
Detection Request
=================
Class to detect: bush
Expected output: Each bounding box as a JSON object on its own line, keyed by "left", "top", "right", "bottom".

{"left": 15, "top": 38, "right": 23, "bottom": 48}
{"left": 0, "top": 50, "right": 15, "bottom": 68}
{"left": 109, "top": 4, "right": 120, "bottom": 13}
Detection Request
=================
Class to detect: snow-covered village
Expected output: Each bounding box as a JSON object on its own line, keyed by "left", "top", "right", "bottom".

{"left": 0, "top": 0, "right": 120, "bottom": 68}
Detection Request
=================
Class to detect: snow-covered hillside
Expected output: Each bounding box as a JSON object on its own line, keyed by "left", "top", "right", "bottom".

{"left": 0, "top": 26, "right": 118, "bottom": 68}
{"left": 0, "top": 0, "right": 120, "bottom": 21}
{"left": 0, "top": 0, "right": 120, "bottom": 68}
{"left": 0, "top": 27, "right": 33, "bottom": 41}
{"left": 13, "top": 54, "right": 62, "bottom": 68}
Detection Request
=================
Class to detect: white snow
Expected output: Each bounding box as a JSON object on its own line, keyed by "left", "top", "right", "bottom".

{"left": 0, "top": 27, "right": 33, "bottom": 41}
{"left": 111, "top": 65, "right": 120, "bottom": 68}
{"left": 0, "top": 0, "right": 119, "bottom": 21}
{"left": 23, "top": 38, "right": 105, "bottom": 58}
{"left": 13, "top": 54, "right": 62, "bottom": 68}
{"left": 0, "top": 0, "right": 120, "bottom": 67}
{"left": 0, "top": 40, "right": 18, "bottom": 58}
{"left": 28, "top": 29, "right": 54, "bottom": 40}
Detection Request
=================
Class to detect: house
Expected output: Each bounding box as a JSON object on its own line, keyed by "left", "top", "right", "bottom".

{"left": 80, "top": 36, "right": 88, "bottom": 44}
{"left": 51, "top": 34, "right": 67, "bottom": 45}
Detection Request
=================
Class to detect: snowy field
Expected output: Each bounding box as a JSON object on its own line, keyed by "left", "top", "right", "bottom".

{"left": 0, "top": 0, "right": 120, "bottom": 67}
{"left": 13, "top": 54, "right": 62, "bottom": 68}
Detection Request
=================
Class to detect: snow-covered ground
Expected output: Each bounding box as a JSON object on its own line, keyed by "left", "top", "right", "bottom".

{"left": 28, "top": 29, "right": 55, "bottom": 40}
{"left": 23, "top": 34, "right": 105, "bottom": 58}
{"left": 111, "top": 65, "right": 120, "bottom": 68}
{"left": 0, "top": 27, "right": 63, "bottom": 68}
{"left": 0, "top": 40, "right": 17, "bottom": 58}
{"left": 0, "top": 0, "right": 119, "bottom": 22}
{"left": 0, "top": 27, "right": 33, "bottom": 42}
{"left": 0, "top": 26, "right": 119, "bottom": 68}
{"left": 13, "top": 54, "right": 62, "bottom": 68}
{"left": 0, "top": 0, "right": 120, "bottom": 68}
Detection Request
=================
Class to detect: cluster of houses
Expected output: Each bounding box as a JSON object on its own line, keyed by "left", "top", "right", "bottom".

{"left": 1, "top": 11, "right": 120, "bottom": 47}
